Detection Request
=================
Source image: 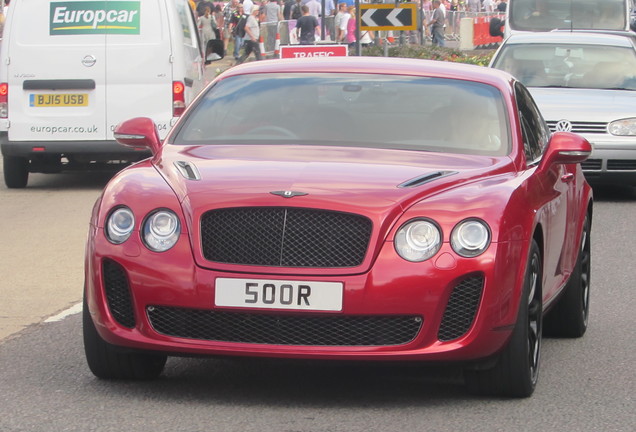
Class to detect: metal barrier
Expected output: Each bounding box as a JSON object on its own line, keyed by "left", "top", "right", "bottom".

{"left": 248, "top": 11, "right": 502, "bottom": 57}
{"left": 259, "top": 16, "right": 337, "bottom": 57}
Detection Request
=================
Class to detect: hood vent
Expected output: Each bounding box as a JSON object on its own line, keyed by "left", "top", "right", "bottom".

{"left": 398, "top": 171, "right": 457, "bottom": 188}
{"left": 174, "top": 161, "right": 201, "bottom": 181}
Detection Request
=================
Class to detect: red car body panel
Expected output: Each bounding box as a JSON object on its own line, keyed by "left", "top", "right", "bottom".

{"left": 85, "top": 57, "right": 593, "bottom": 365}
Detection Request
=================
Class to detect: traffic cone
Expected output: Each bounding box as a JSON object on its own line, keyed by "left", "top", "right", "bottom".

{"left": 259, "top": 35, "right": 265, "bottom": 57}
{"left": 274, "top": 32, "right": 280, "bottom": 58}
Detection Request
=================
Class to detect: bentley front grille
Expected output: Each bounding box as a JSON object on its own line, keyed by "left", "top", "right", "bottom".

{"left": 201, "top": 207, "right": 372, "bottom": 268}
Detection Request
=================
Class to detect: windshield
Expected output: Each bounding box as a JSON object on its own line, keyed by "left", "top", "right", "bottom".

{"left": 492, "top": 43, "right": 636, "bottom": 89}
{"left": 171, "top": 73, "right": 510, "bottom": 156}
{"left": 509, "top": 0, "right": 628, "bottom": 32}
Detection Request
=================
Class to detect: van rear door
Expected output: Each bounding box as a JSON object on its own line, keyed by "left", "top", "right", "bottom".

{"left": 105, "top": 0, "right": 173, "bottom": 139}
{"left": 6, "top": 0, "right": 108, "bottom": 142}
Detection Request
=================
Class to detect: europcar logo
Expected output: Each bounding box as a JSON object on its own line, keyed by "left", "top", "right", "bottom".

{"left": 50, "top": 1, "right": 141, "bottom": 35}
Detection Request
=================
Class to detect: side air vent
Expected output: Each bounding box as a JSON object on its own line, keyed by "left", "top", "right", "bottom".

{"left": 398, "top": 171, "right": 457, "bottom": 188}
{"left": 174, "top": 161, "right": 201, "bottom": 180}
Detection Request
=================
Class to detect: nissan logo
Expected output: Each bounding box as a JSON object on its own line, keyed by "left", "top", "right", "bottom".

{"left": 81, "top": 55, "right": 97, "bottom": 67}
{"left": 555, "top": 119, "right": 572, "bottom": 132}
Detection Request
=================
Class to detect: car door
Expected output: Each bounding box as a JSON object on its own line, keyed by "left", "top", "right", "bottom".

{"left": 515, "top": 82, "right": 575, "bottom": 302}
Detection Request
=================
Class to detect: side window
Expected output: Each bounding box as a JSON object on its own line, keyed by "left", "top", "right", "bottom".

{"left": 514, "top": 82, "right": 550, "bottom": 163}
{"left": 176, "top": 0, "right": 199, "bottom": 48}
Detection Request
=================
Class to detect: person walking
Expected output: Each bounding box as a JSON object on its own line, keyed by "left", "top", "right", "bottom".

{"left": 429, "top": 0, "right": 445, "bottom": 47}
{"left": 296, "top": 5, "right": 319, "bottom": 44}
{"left": 236, "top": 5, "right": 262, "bottom": 64}
{"left": 198, "top": 6, "right": 218, "bottom": 60}
{"left": 230, "top": 3, "right": 247, "bottom": 60}
{"left": 222, "top": 0, "right": 239, "bottom": 56}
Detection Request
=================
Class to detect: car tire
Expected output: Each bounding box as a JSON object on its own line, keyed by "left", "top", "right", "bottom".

{"left": 544, "top": 214, "right": 591, "bottom": 338}
{"left": 465, "top": 239, "right": 543, "bottom": 398}
{"left": 3, "top": 155, "right": 29, "bottom": 188}
{"left": 83, "top": 296, "right": 167, "bottom": 380}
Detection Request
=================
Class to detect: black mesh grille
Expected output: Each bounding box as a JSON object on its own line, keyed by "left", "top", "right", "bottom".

{"left": 438, "top": 276, "right": 484, "bottom": 341}
{"left": 102, "top": 259, "right": 135, "bottom": 328}
{"left": 147, "top": 306, "right": 423, "bottom": 346}
{"left": 201, "top": 207, "right": 372, "bottom": 267}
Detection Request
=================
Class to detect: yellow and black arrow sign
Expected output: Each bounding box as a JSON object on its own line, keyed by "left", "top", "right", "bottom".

{"left": 360, "top": 3, "right": 418, "bottom": 31}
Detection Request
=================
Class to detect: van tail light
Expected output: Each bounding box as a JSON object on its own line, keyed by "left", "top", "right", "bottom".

{"left": 0, "top": 83, "right": 8, "bottom": 118}
{"left": 172, "top": 81, "right": 185, "bottom": 116}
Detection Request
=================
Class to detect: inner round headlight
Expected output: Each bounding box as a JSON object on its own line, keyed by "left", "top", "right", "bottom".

{"left": 105, "top": 207, "right": 135, "bottom": 244}
{"left": 451, "top": 219, "right": 491, "bottom": 257}
{"left": 395, "top": 219, "right": 442, "bottom": 262}
{"left": 608, "top": 118, "right": 636, "bottom": 136}
{"left": 142, "top": 210, "right": 181, "bottom": 252}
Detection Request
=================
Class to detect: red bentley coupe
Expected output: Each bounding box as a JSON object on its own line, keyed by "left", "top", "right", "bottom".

{"left": 83, "top": 57, "right": 593, "bottom": 397}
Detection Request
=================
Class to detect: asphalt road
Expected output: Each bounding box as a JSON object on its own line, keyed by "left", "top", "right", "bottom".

{"left": 1, "top": 156, "right": 635, "bottom": 431}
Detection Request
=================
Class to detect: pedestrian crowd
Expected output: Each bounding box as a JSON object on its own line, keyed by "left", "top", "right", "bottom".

{"left": 188, "top": 0, "right": 507, "bottom": 60}
{"left": 189, "top": 0, "right": 370, "bottom": 64}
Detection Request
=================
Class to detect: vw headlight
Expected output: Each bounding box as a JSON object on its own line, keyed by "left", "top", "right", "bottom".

{"left": 608, "top": 118, "right": 636, "bottom": 136}
{"left": 105, "top": 207, "right": 135, "bottom": 244}
{"left": 395, "top": 219, "right": 442, "bottom": 262}
{"left": 451, "top": 219, "right": 491, "bottom": 257}
{"left": 142, "top": 210, "right": 181, "bottom": 252}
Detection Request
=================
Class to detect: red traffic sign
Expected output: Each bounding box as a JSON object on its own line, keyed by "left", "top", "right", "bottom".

{"left": 280, "top": 45, "right": 348, "bottom": 59}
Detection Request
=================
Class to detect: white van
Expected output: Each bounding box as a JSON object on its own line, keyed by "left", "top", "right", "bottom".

{"left": 0, "top": 0, "right": 214, "bottom": 188}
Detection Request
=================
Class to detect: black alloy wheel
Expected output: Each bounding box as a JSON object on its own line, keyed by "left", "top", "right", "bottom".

{"left": 465, "top": 239, "right": 543, "bottom": 397}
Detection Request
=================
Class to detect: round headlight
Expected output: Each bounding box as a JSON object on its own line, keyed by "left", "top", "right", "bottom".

{"left": 395, "top": 219, "right": 442, "bottom": 262}
{"left": 142, "top": 210, "right": 181, "bottom": 252}
{"left": 608, "top": 118, "right": 636, "bottom": 136}
{"left": 451, "top": 219, "right": 491, "bottom": 257}
{"left": 105, "top": 207, "right": 135, "bottom": 244}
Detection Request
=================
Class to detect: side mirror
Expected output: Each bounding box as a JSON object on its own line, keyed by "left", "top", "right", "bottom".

{"left": 205, "top": 40, "right": 225, "bottom": 64}
{"left": 538, "top": 132, "right": 592, "bottom": 171}
{"left": 489, "top": 17, "right": 504, "bottom": 38}
{"left": 114, "top": 117, "right": 162, "bottom": 156}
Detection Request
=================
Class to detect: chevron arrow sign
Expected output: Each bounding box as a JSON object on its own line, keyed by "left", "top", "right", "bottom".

{"left": 360, "top": 3, "right": 418, "bottom": 31}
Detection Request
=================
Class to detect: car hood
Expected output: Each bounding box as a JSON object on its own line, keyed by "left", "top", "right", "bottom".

{"left": 158, "top": 144, "right": 511, "bottom": 211}
{"left": 528, "top": 87, "right": 636, "bottom": 122}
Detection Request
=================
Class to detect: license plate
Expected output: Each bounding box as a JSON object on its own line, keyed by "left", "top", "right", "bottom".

{"left": 29, "top": 93, "right": 88, "bottom": 107}
{"left": 215, "top": 278, "right": 343, "bottom": 311}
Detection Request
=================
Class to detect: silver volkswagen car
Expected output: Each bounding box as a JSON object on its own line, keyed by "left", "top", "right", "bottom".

{"left": 490, "top": 31, "right": 636, "bottom": 185}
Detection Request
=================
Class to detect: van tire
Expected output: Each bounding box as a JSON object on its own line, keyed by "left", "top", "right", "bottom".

{"left": 4, "top": 156, "right": 29, "bottom": 188}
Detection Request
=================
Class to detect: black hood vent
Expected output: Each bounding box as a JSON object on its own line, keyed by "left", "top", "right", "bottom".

{"left": 398, "top": 171, "right": 457, "bottom": 188}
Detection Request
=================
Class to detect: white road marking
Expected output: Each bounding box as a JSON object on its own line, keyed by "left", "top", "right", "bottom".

{"left": 44, "top": 302, "right": 83, "bottom": 323}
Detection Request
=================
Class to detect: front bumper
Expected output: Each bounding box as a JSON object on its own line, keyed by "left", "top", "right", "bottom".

{"left": 85, "top": 231, "right": 525, "bottom": 364}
